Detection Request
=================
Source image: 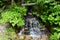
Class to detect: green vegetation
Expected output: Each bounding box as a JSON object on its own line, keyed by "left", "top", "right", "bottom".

{"left": 5, "top": 27, "right": 18, "bottom": 40}
{"left": 0, "top": 0, "right": 60, "bottom": 40}
{"left": 0, "top": 34, "right": 10, "bottom": 40}
{"left": 50, "top": 27, "right": 60, "bottom": 40}
{"left": 0, "top": 5, "right": 27, "bottom": 27}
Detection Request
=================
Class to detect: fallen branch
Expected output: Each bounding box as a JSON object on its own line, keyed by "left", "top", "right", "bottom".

{"left": 21, "top": 3, "right": 36, "bottom": 6}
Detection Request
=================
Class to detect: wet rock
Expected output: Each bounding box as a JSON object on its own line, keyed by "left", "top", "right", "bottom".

{"left": 41, "top": 34, "right": 48, "bottom": 40}
{"left": 0, "top": 23, "right": 10, "bottom": 34}
{"left": 0, "top": 24, "right": 6, "bottom": 34}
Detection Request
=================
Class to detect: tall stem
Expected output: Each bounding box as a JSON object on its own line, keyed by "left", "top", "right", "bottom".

{"left": 11, "top": 0, "right": 14, "bottom": 6}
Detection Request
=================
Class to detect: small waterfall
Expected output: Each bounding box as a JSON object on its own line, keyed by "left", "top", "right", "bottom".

{"left": 18, "top": 17, "right": 42, "bottom": 40}
{"left": 18, "top": 5, "right": 49, "bottom": 40}
{"left": 28, "top": 17, "right": 41, "bottom": 38}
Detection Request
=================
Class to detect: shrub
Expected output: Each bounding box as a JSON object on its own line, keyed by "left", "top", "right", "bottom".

{"left": 0, "top": 5, "right": 27, "bottom": 27}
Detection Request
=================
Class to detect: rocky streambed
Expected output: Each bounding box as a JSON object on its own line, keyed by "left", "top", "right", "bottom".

{"left": 0, "top": 17, "right": 49, "bottom": 40}
{"left": 0, "top": 24, "right": 49, "bottom": 40}
{"left": 19, "top": 34, "right": 48, "bottom": 40}
{"left": 18, "top": 17, "right": 49, "bottom": 40}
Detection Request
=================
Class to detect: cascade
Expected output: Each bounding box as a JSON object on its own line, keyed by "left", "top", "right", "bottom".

{"left": 18, "top": 0, "right": 49, "bottom": 40}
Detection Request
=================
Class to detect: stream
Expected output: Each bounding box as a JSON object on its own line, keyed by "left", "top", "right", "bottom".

{"left": 0, "top": 5, "right": 49, "bottom": 40}
{"left": 18, "top": 15, "right": 49, "bottom": 40}
{"left": 18, "top": 5, "right": 49, "bottom": 40}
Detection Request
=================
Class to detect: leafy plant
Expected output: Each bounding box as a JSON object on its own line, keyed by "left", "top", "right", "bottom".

{"left": 0, "top": 5, "right": 27, "bottom": 27}
{"left": 35, "top": 0, "right": 60, "bottom": 26}
{"left": 50, "top": 27, "right": 60, "bottom": 40}
{"left": 50, "top": 32, "right": 59, "bottom": 40}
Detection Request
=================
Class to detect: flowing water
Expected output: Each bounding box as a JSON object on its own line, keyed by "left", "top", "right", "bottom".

{"left": 28, "top": 17, "right": 41, "bottom": 38}
{"left": 18, "top": 6, "right": 49, "bottom": 40}
{"left": 18, "top": 17, "right": 42, "bottom": 40}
